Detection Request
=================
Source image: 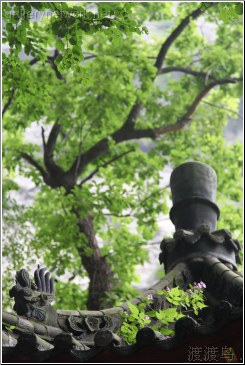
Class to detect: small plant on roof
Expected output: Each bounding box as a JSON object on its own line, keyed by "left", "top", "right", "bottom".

{"left": 3, "top": 322, "right": 16, "bottom": 333}
{"left": 119, "top": 282, "right": 207, "bottom": 344}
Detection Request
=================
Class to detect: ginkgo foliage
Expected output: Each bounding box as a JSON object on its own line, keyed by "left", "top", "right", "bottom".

{"left": 2, "top": 2, "right": 243, "bottom": 310}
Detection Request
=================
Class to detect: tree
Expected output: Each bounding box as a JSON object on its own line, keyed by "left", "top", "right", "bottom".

{"left": 2, "top": 2, "right": 243, "bottom": 310}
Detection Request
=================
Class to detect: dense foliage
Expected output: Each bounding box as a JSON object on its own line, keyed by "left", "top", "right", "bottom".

{"left": 2, "top": 2, "right": 243, "bottom": 310}
{"left": 120, "top": 282, "right": 207, "bottom": 344}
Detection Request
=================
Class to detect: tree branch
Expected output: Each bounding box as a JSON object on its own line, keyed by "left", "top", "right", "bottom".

{"left": 41, "top": 126, "right": 46, "bottom": 150}
{"left": 136, "top": 77, "right": 242, "bottom": 138}
{"left": 134, "top": 185, "right": 170, "bottom": 210}
{"left": 47, "top": 50, "right": 65, "bottom": 81}
{"left": 29, "top": 58, "right": 40, "bottom": 66}
{"left": 122, "top": 4, "right": 217, "bottom": 131}
{"left": 2, "top": 90, "right": 15, "bottom": 117}
{"left": 69, "top": 75, "right": 242, "bottom": 176}
{"left": 122, "top": 101, "right": 144, "bottom": 130}
{"left": 103, "top": 212, "right": 132, "bottom": 218}
{"left": 201, "top": 100, "right": 242, "bottom": 118}
{"left": 21, "top": 152, "right": 48, "bottom": 179}
{"left": 159, "top": 66, "right": 216, "bottom": 81}
{"left": 23, "top": 82, "right": 214, "bottom": 188}
{"left": 120, "top": 7, "right": 207, "bottom": 132}
{"left": 84, "top": 53, "right": 97, "bottom": 60}
{"left": 68, "top": 5, "right": 212, "bottom": 176}
{"left": 43, "top": 120, "right": 62, "bottom": 172}
{"left": 51, "top": 2, "right": 67, "bottom": 18}
{"left": 46, "top": 120, "right": 61, "bottom": 157}
{"left": 83, "top": 53, "right": 168, "bottom": 61}
{"left": 129, "top": 77, "right": 238, "bottom": 139}
{"left": 103, "top": 185, "right": 170, "bottom": 221}
{"left": 78, "top": 148, "right": 134, "bottom": 186}
{"left": 154, "top": 7, "right": 206, "bottom": 73}
{"left": 29, "top": 50, "right": 65, "bottom": 81}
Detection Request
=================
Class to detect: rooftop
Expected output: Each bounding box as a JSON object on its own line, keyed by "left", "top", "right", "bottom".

{"left": 2, "top": 162, "right": 243, "bottom": 363}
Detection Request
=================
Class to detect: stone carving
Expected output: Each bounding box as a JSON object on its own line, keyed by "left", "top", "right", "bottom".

{"left": 66, "top": 313, "right": 119, "bottom": 336}
{"left": 67, "top": 316, "right": 86, "bottom": 335}
{"left": 103, "top": 315, "right": 113, "bottom": 329}
{"left": 84, "top": 315, "right": 101, "bottom": 332}
{"left": 9, "top": 266, "right": 58, "bottom": 327}
{"left": 2, "top": 259, "right": 242, "bottom": 362}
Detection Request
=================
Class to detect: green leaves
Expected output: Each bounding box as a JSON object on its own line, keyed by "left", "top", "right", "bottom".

{"left": 55, "top": 39, "right": 65, "bottom": 50}
{"left": 155, "top": 307, "right": 182, "bottom": 323}
{"left": 2, "top": 1, "right": 243, "bottom": 311}
{"left": 235, "top": 3, "right": 243, "bottom": 16}
{"left": 160, "top": 327, "right": 175, "bottom": 336}
{"left": 119, "top": 300, "right": 151, "bottom": 344}
{"left": 3, "top": 1, "right": 149, "bottom": 72}
{"left": 120, "top": 321, "right": 138, "bottom": 345}
{"left": 2, "top": 322, "right": 16, "bottom": 333}
{"left": 217, "top": 2, "right": 243, "bottom": 22}
{"left": 120, "top": 284, "right": 208, "bottom": 344}
{"left": 128, "top": 302, "right": 139, "bottom": 317}
{"left": 158, "top": 284, "right": 208, "bottom": 316}
{"left": 52, "top": 21, "right": 67, "bottom": 38}
{"left": 55, "top": 49, "right": 84, "bottom": 72}
{"left": 6, "top": 23, "right": 14, "bottom": 32}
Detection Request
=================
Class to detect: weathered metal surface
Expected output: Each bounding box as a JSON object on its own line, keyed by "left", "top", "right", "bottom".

{"left": 169, "top": 162, "right": 220, "bottom": 231}
{"left": 159, "top": 227, "right": 240, "bottom": 272}
{"left": 201, "top": 257, "right": 243, "bottom": 307}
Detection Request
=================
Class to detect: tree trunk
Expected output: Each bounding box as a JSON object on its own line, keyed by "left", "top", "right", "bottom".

{"left": 77, "top": 213, "right": 114, "bottom": 310}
